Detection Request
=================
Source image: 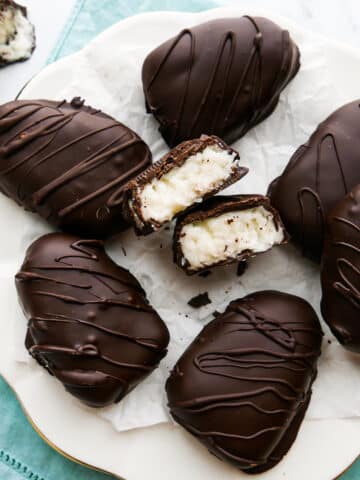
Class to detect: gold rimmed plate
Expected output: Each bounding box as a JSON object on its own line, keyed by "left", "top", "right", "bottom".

{"left": 1, "top": 7, "right": 360, "bottom": 480}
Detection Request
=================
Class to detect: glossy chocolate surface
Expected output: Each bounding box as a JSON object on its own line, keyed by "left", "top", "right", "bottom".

{"left": 269, "top": 100, "right": 360, "bottom": 261}
{"left": 16, "top": 233, "right": 169, "bottom": 407}
{"left": 166, "top": 291, "right": 322, "bottom": 473}
{"left": 142, "top": 16, "right": 300, "bottom": 147}
{"left": 321, "top": 185, "right": 360, "bottom": 352}
{"left": 0, "top": 98, "right": 151, "bottom": 237}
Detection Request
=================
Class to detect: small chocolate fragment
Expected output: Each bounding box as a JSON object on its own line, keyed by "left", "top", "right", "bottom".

{"left": 174, "top": 195, "right": 287, "bottom": 275}
{"left": 269, "top": 100, "right": 360, "bottom": 261}
{"left": 123, "top": 135, "right": 247, "bottom": 235}
{"left": 188, "top": 292, "right": 211, "bottom": 309}
{"left": 198, "top": 270, "right": 212, "bottom": 278}
{"left": 166, "top": 291, "right": 322, "bottom": 473}
{"left": 237, "top": 260, "right": 248, "bottom": 276}
{"left": 15, "top": 233, "right": 169, "bottom": 407}
{"left": 143, "top": 16, "right": 300, "bottom": 147}
{"left": 0, "top": 0, "right": 35, "bottom": 67}
{"left": 321, "top": 185, "right": 360, "bottom": 352}
{"left": 0, "top": 99, "right": 151, "bottom": 237}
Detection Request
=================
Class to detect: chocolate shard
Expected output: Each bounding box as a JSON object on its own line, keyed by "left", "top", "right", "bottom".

{"left": 237, "top": 260, "right": 248, "bottom": 276}
{"left": 321, "top": 185, "right": 360, "bottom": 352}
{"left": 0, "top": 1, "right": 36, "bottom": 67}
{"left": 268, "top": 100, "right": 360, "bottom": 261}
{"left": 198, "top": 270, "right": 212, "bottom": 278}
{"left": 142, "top": 16, "right": 300, "bottom": 147}
{"left": 187, "top": 292, "right": 211, "bottom": 309}
{"left": 0, "top": 98, "right": 151, "bottom": 238}
{"left": 166, "top": 290, "right": 323, "bottom": 473}
{"left": 123, "top": 135, "right": 247, "bottom": 235}
{"left": 173, "top": 194, "right": 287, "bottom": 275}
{"left": 15, "top": 233, "right": 169, "bottom": 407}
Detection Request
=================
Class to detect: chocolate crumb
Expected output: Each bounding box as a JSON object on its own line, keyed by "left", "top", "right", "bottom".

{"left": 121, "top": 246, "right": 127, "bottom": 256}
{"left": 188, "top": 292, "right": 212, "bottom": 308}
{"left": 71, "top": 97, "right": 85, "bottom": 109}
{"left": 198, "top": 270, "right": 212, "bottom": 278}
{"left": 237, "top": 260, "right": 248, "bottom": 276}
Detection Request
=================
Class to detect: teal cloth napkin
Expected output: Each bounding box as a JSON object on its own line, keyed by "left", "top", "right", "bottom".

{"left": 0, "top": 377, "right": 112, "bottom": 480}
{"left": 1, "top": 0, "right": 359, "bottom": 478}
{"left": 47, "top": 0, "right": 218, "bottom": 63}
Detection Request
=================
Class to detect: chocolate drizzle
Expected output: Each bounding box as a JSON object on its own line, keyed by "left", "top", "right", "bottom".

{"left": 142, "top": 16, "right": 300, "bottom": 147}
{"left": 166, "top": 291, "right": 322, "bottom": 473}
{"left": 321, "top": 185, "right": 360, "bottom": 352}
{"left": 16, "top": 233, "right": 169, "bottom": 407}
{"left": 0, "top": 99, "right": 151, "bottom": 237}
{"left": 269, "top": 101, "right": 360, "bottom": 261}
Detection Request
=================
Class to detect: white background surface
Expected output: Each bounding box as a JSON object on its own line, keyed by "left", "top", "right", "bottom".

{"left": 1, "top": 0, "right": 360, "bottom": 104}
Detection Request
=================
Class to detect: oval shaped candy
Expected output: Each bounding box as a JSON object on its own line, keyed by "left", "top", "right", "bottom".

{"left": 0, "top": 98, "right": 151, "bottom": 237}
{"left": 16, "top": 233, "right": 169, "bottom": 407}
{"left": 143, "top": 16, "right": 300, "bottom": 147}
{"left": 269, "top": 100, "right": 360, "bottom": 261}
{"left": 166, "top": 291, "right": 322, "bottom": 473}
{"left": 321, "top": 185, "right": 360, "bottom": 352}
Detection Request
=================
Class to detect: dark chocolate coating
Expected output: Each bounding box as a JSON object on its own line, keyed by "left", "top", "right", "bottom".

{"left": 15, "top": 233, "right": 169, "bottom": 407}
{"left": 142, "top": 16, "right": 300, "bottom": 147}
{"left": 124, "top": 135, "right": 247, "bottom": 235}
{"left": 166, "top": 291, "right": 322, "bottom": 473}
{"left": 0, "top": 98, "right": 151, "bottom": 237}
{"left": 173, "top": 194, "right": 287, "bottom": 275}
{"left": 269, "top": 100, "right": 360, "bottom": 261}
{"left": 0, "top": 1, "right": 36, "bottom": 67}
{"left": 321, "top": 185, "right": 360, "bottom": 352}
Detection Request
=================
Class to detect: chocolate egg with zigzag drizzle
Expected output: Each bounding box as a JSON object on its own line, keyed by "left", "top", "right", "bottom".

{"left": 166, "top": 291, "right": 322, "bottom": 473}
{"left": 16, "top": 233, "right": 169, "bottom": 407}
{"left": 142, "top": 16, "right": 300, "bottom": 147}
{"left": 0, "top": 98, "right": 151, "bottom": 237}
{"left": 269, "top": 100, "right": 360, "bottom": 261}
{"left": 321, "top": 185, "right": 360, "bottom": 352}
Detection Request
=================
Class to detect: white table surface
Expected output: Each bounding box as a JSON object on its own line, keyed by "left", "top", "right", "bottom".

{"left": 1, "top": 0, "right": 359, "bottom": 105}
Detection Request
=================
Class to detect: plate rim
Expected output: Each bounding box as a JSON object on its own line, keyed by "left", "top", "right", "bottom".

{"left": 4, "top": 6, "right": 360, "bottom": 480}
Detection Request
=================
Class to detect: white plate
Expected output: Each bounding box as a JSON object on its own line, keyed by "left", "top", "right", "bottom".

{"left": 2, "top": 7, "right": 360, "bottom": 480}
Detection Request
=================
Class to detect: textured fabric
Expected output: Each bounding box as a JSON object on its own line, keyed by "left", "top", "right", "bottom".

{"left": 47, "top": 0, "right": 217, "bottom": 63}
{"left": 0, "top": 377, "right": 112, "bottom": 479}
{"left": 1, "top": 0, "right": 359, "bottom": 478}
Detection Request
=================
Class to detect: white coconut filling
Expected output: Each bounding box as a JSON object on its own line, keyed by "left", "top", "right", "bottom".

{"left": 180, "top": 206, "right": 284, "bottom": 270}
{"left": 0, "top": 6, "right": 34, "bottom": 62}
{"left": 138, "top": 145, "right": 239, "bottom": 224}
